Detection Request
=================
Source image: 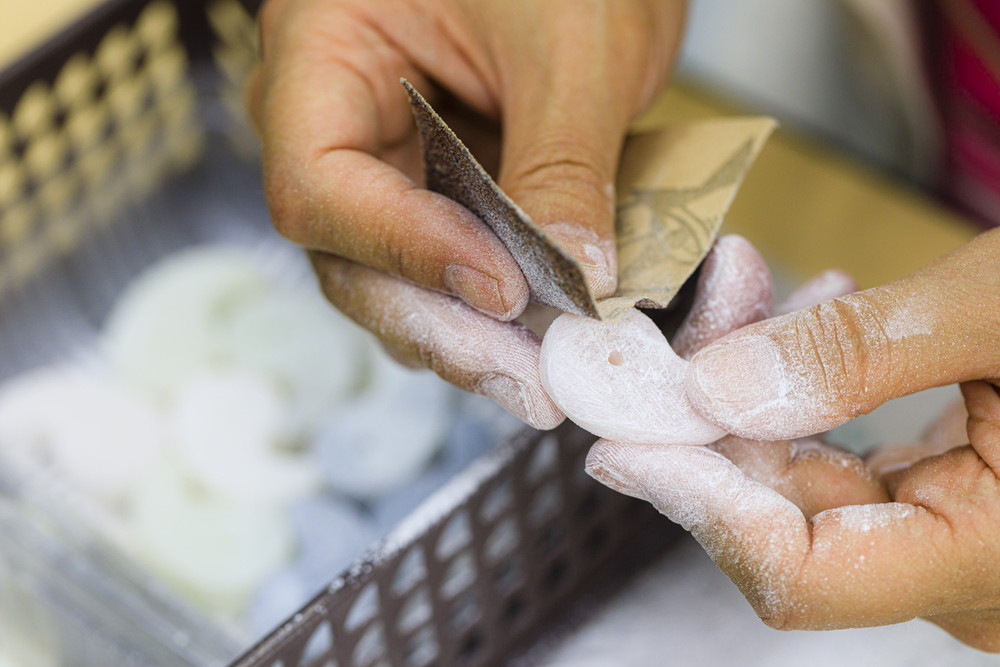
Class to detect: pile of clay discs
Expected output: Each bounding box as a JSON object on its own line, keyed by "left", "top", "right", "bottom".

{"left": 0, "top": 244, "right": 519, "bottom": 633}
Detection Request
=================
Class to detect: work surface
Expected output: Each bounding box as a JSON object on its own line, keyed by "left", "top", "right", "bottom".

{"left": 543, "top": 536, "right": 997, "bottom": 666}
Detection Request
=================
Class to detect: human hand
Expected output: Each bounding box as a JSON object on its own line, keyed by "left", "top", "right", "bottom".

{"left": 686, "top": 228, "right": 1000, "bottom": 440}
{"left": 249, "top": 0, "right": 686, "bottom": 428}
{"left": 583, "top": 228, "right": 1000, "bottom": 650}
{"left": 586, "top": 380, "right": 1000, "bottom": 651}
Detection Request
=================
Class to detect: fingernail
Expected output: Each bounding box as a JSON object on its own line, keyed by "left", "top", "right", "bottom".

{"left": 579, "top": 242, "right": 617, "bottom": 298}
{"left": 444, "top": 264, "right": 510, "bottom": 319}
{"left": 690, "top": 336, "right": 785, "bottom": 410}
{"left": 478, "top": 374, "right": 564, "bottom": 430}
{"left": 543, "top": 223, "right": 617, "bottom": 298}
{"left": 584, "top": 448, "right": 644, "bottom": 499}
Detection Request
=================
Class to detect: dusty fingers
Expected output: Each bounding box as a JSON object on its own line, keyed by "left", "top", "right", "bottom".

{"left": 310, "top": 252, "right": 563, "bottom": 429}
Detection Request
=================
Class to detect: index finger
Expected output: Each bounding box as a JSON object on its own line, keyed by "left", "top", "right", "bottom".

{"left": 253, "top": 0, "right": 529, "bottom": 320}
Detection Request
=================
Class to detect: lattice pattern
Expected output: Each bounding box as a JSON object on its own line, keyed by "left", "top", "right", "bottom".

{"left": 0, "top": 0, "right": 200, "bottom": 297}
{"left": 207, "top": 0, "right": 260, "bottom": 156}
{"left": 235, "top": 424, "right": 670, "bottom": 667}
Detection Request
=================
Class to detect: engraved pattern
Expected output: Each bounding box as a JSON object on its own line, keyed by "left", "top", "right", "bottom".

{"left": 617, "top": 139, "right": 756, "bottom": 286}
{"left": 595, "top": 124, "right": 774, "bottom": 320}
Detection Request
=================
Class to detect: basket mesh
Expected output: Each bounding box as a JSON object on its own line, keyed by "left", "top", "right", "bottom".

{"left": 0, "top": 0, "right": 200, "bottom": 299}
{"left": 234, "top": 424, "right": 674, "bottom": 667}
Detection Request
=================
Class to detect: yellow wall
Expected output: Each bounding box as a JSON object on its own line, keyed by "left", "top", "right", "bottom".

{"left": 635, "top": 84, "right": 977, "bottom": 289}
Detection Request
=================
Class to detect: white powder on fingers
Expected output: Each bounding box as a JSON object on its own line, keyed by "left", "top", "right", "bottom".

{"left": 814, "top": 503, "right": 917, "bottom": 534}
{"left": 686, "top": 312, "right": 858, "bottom": 441}
{"left": 540, "top": 222, "right": 618, "bottom": 300}
{"left": 789, "top": 437, "right": 870, "bottom": 472}
{"left": 674, "top": 235, "right": 774, "bottom": 359}
{"left": 587, "top": 441, "right": 809, "bottom": 620}
{"left": 325, "top": 260, "right": 564, "bottom": 430}
{"left": 541, "top": 310, "right": 725, "bottom": 445}
{"left": 689, "top": 277, "right": 953, "bottom": 442}
{"left": 709, "top": 436, "right": 795, "bottom": 491}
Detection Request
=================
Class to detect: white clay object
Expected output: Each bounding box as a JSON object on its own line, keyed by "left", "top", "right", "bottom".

{"left": 0, "top": 364, "right": 164, "bottom": 503}
{"left": 317, "top": 353, "right": 453, "bottom": 499}
{"left": 171, "top": 369, "right": 320, "bottom": 504}
{"left": 130, "top": 466, "right": 294, "bottom": 615}
{"left": 103, "top": 246, "right": 270, "bottom": 396}
{"left": 540, "top": 309, "right": 726, "bottom": 446}
{"left": 218, "top": 289, "right": 372, "bottom": 437}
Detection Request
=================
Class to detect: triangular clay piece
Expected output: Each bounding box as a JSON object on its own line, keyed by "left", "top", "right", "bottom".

{"left": 403, "top": 80, "right": 775, "bottom": 321}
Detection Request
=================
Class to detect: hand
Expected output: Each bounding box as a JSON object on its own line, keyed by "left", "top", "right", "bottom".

{"left": 249, "top": 0, "right": 686, "bottom": 427}
{"left": 584, "top": 228, "right": 1000, "bottom": 650}
{"left": 586, "top": 380, "right": 1000, "bottom": 651}
{"left": 686, "top": 228, "right": 1000, "bottom": 440}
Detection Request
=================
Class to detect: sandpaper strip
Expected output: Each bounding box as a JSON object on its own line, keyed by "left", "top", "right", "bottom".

{"left": 403, "top": 79, "right": 775, "bottom": 321}
{"left": 403, "top": 80, "right": 598, "bottom": 317}
{"left": 602, "top": 117, "right": 776, "bottom": 319}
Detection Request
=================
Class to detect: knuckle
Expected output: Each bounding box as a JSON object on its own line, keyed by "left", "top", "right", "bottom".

{"left": 791, "top": 296, "right": 893, "bottom": 411}
{"left": 503, "top": 135, "right": 611, "bottom": 219}
{"left": 263, "top": 168, "right": 310, "bottom": 245}
{"left": 369, "top": 219, "right": 410, "bottom": 278}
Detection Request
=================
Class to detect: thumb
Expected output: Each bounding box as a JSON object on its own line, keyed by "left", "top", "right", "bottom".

{"left": 687, "top": 229, "right": 1000, "bottom": 441}
{"left": 496, "top": 63, "right": 628, "bottom": 300}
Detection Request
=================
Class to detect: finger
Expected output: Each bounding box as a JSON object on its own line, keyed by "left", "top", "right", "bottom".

{"left": 867, "top": 396, "right": 972, "bottom": 485}
{"left": 775, "top": 269, "right": 857, "bottom": 316}
{"left": 492, "top": 4, "right": 678, "bottom": 298}
{"left": 673, "top": 235, "right": 773, "bottom": 359}
{"left": 711, "top": 436, "right": 887, "bottom": 517}
{"left": 586, "top": 440, "right": 959, "bottom": 630}
{"left": 256, "top": 1, "right": 529, "bottom": 320}
{"left": 310, "top": 252, "right": 563, "bottom": 430}
{"left": 924, "top": 609, "right": 1000, "bottom": 653}
{"left": 687, "top": 228, "right": 1000, "bottom": 440}
{"left": 962, "top": 380, "right": 1000, "bottom": 472}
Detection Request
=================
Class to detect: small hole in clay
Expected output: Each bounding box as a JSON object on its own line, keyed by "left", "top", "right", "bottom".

{"left": 607, "top": 350, "right": 623, "bottom": 366}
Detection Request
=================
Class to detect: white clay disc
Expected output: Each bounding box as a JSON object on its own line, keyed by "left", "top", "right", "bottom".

{"left": 171, "top": 369, "right": 320, "bottom": 504}
{"left": 0, "top": 364, "right": 165, "bottom": 503}
{"left": 317, "top": 354, "right": 453, "bottom": 499}
{"left": 103, "top": 246, "right": 270, "bottom": 397}
{"left": 218, "top": 289, "right": 372, "bottom": 437}
{"left": 129, "top": 466, "right": 294, "bottom": 615}
{"left": 540, "top": 309, "right": 726, "bottom": 446}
